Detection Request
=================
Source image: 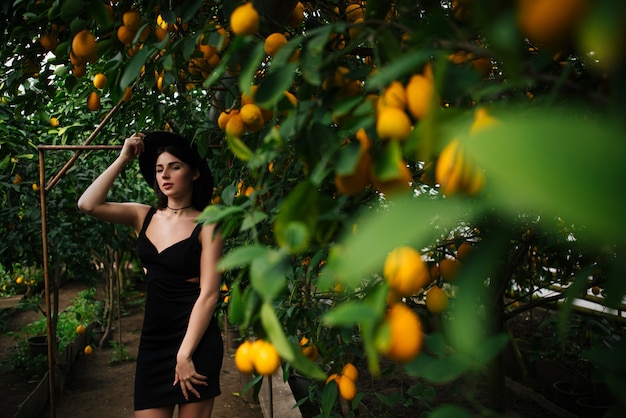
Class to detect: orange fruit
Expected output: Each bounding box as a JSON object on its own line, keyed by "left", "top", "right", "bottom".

{"left": 286, "top": 2, "right": 305, "bottom": 28}
{"left": 225, "top": 112, "right": 245, "bottom": 138}
{"left": 264, "top": 32, "right": 288, "bottom": 57}
{"left": 337, "top": 375, "right": 357, "bottom": 401}
{"left": 380, "top": 302, "right": 423, "bottom": 363}
{"left": 93, "top": 73, "right": 107, "bottom": 89}
{"left": 591, "top": 285, "right": 601, "bottom": 295}
{"left": 72, "top": 64, "right": 86, "bottom": 78}
{"left": 517, "top": 0, "right": 588, "bottom": 48}
{"left": 87, "top": 92, "right": 101, "bottom": 111}
{"left": 230, "top": 2, "right": 260, "bottom": 36}
{"left": 121, "top": 87, "right": 133, "bottom": 102}
{"left": 334, "top": 151, "right": 372, "bottom": 196}
{"left": 341, "top": 363, "right": 358, "bottom": 381}
{"left": 345, "top": 3, "right": 365, "bottom": 23}
{"left": 234, "top": 340, "right": 256, "bottom": 373}
{"left": 425, "top": 286, "right": 449, "bottom": 314}
{"left": 117, "top": 25, "right": 136, "bottom": 45}
{"left": 376, "top": 107, "right": 412, "bottom": 141}
{"left": 76, "top": 324, "right": 86, "bottom": 334}
{"left": 383, "top": 246, "right": 431, "bottom": 296}
{"left": 50, "top": 117, "right": 59, "bottom": 127}
{"left": 456, "top": 242, "right": 474, "bottom": 261}
{"left": 13, "top": 174, "right": 22, "bottom": 184}
{"left": 84, "top": 345, "right": 93, "bottom": 355}
{"left": 299, "top": 337, "right": 319, "bottom": 361}
{"left": 39, "top": 31, "right": 58, "bottom": 52}
{"left": 252, "top": 340, "right": 281, "bottom": 376}
{"left": 378, "top": 80, "right": 406, "bottom": 110}
{"left": 71, "top": 29, "right": 98, "bottom": 61}
{"left": 439, "top": 258, "right": 461, "bottom": 281}
{"left": 325, "top": 372, "right": 340, "bottom": 385}
{"left": 122, "top": 10, "right": 142, "bottom": 32}
{"left": 239, "top": 103, "right": 263, "bottom": 126}
{"left": 405, "top": 73, "right": 436, "bottom": 120}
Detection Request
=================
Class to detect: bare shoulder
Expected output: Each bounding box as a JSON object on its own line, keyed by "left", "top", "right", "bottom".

{"left": 199, "top": 222, "right": 223, "bottom": 247}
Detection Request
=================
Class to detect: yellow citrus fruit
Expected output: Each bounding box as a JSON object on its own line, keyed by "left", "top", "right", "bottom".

{"left": 287, "top": 2, "right": 305, "bottom": 28}
{"left": 376, "top": 107, "right": 412, "bottom": 141}
{"left": 84, "top": 345, "right": 93, "bottom": 355}
{"left": 342, "top": 363, "right": 358, "bottom": 381}
{"left": 337, "top": 375, "right": 357, "bottom": 401}
{"left": 439, "top": 258, "right": 461, "bottom": 281}
{"left": 456, "top": 242, "right": 474, "bottom": 261}
{"left": 325, "top": 372, "right": 340, "bottom": 385}
{"left": 425, "top": 286, "right": 449, "bottom": 314}
{"left": 217, "top": 110, "right": 236, "bottom": 131}
{"left": 122, "top": 10, "right": 142, "bottom": 32}
{"left": 13, "top": 174, "right": 22, "bottom": 184}
{"left": 380, "top": 302, "right": 423, "bottom": 363}
{"left": 87, "top": 92, "right": 101, "bottom": 111}
{"left": 39, "top": 31, "right": 58, "bottom": 52}
{"left": 234, "top": 340, "right": 256, "bottom": 373}
{"left": 225, "top": 112, "right": 245, "bottom": 138}
{"left": 16, "top": 276, "right": 23, "bottom": 284}
{"left": 345, "top": 3, "right": 365, "bottom": 23}
{"left": 32, "top": 183, "right": 40, "bottom": 191}
{"left": 71, "top": 29, "right": 98, "bottom": 61}
{"left": 378, "top": 80, "right": 406, "bottom": 110}
{"left": 264, "top": 32, "right": 288, "bottom": 57}
{"left": 383, "top": 246, "right": 431, "bottom": 297}
{"left": 334, "top": 151, "right": 372, "bottom": 196}
{"left": 405, "top": 73, "right": 436, "bottom": 121}
{"left": 76, "top": 324, "right": 86, "bottom": 334}
{"left": 299, "top": 337, "right": 319, "bottom": 361}
{"left": 50, "top": 117, "right": 59, "bottom": 127}
{"left": 121, "top": 87, "right": 133, "bottom": 102}
{"left": 241, "top": 85, "right": 259, "bottom": 105}
{"left": 470, "top": 107, "right": 500, "bottom": 135}
{"left": 252, "top": 340, "right": 281, "bottom": 376}
{"left": 230, "top": 2, "right": 260, "bottom": 36}
{"left": 517, "top": 0, "right": 588, "bottom": 48}
{"left": 239, "top": 103, "right": 263, "bottom": 126}
{"left": 435, "top": 138, "right": 485, "bottom": 196}
{"left": 116, "top": 25, "right": 136, "bottom": 45}
{"left": 93, "top": 73, "right": 107, "bottom": 89}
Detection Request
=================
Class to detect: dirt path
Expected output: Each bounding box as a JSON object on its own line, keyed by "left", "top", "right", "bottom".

{"left": 0, "top": 281, "right": 262, "bottom": 418}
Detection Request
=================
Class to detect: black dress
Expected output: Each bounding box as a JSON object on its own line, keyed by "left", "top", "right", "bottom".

{"left": 134, "top": 207, "right": 223, "bottom": 411}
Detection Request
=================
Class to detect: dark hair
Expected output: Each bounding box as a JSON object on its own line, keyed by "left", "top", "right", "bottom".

{"left": 153, "top": 145, "right": 212, "bottom": 211}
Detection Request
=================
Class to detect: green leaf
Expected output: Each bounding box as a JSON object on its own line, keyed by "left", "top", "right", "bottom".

{"left": 240, "top": 210, "right": 269, "bottom": 231}
{"left": 260, "top": 302, "right": 326, "bottom": 380}
{"left": 467, "top": 108, "right": 626, "bottom": 243}
{"left": 219, "top": 243, "right": 269, "bottom": 271}
{"left": 60, "top": 0, "right": 86, "bottom": 22}
{"left": 120, "top": 45, "right": 156, "bottom": 90}
{"left": 239, "top": 41, "right": 266, "bottom": 95}
{"left": 319, "top": 196, "right": 466, "bottom": 290}
{"left": 197, "top": 205, "right": 244, "bottom": 225}
{"left": 429, "top": 405, "right": 474, "bottom": 418}
{"left": 274, "top": 180, "right": 319, "bottom": 253}
{"left": 367, "top": 48, "right": 433, "bottom": 91}
{"left": 250, "top": 249, "right": 288, "bottom": 302}
{"left": 405, "top": 352, "right": 472, "bottom": 384}
{"left": 255, "top": 64, "right": 298, "bottom": 109}
{"left": 225, "top": 134, "right": 254, "bottom": 161}
{"left": 227, "top": 283, "right": 244, "bottom": 325}
{"left": 322, "top": 302, "right": 379, "bottom": 327}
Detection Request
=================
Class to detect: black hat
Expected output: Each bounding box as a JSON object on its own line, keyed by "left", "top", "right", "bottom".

{"left": 138, "top": 131, "right": 214, "bottom": 208}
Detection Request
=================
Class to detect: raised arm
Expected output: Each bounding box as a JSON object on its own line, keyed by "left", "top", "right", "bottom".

{"left": 77, "top": 133, "right": 149, "bottom": 230}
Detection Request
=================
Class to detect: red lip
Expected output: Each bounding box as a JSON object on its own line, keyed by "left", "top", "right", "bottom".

{"left": 162, "top": 182, "right": 173, "bottom": 189}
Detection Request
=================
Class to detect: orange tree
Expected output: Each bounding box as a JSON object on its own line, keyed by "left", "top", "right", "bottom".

{"left": 2, "top": 0, "right": 626, "bottom": 416}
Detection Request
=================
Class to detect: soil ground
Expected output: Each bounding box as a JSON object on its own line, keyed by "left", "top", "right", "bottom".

{"left": 0, "top": 281, "right": 262, "bottom": 418}
{"left": 1, "top": 281, "right": 592, "bottom": 418}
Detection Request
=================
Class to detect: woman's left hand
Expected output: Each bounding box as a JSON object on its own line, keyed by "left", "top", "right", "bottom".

{"left": 174, "top": 356, "right": 208, "bottom": 400}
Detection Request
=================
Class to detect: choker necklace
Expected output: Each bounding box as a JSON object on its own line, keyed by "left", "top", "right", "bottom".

{"left": 167, "top": 205, "right": 192, "bottom": 214}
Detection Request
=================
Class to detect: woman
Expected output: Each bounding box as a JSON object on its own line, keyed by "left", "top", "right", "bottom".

{"left": 77, "top": 131, "right": 223, "bottom": 418}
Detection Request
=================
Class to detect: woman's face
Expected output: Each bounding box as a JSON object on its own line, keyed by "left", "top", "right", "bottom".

{"left": 155, "top": 151, "right": 199, "bottom": 197}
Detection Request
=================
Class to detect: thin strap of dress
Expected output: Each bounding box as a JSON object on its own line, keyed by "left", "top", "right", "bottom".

{"left": 139, "top": 207, "right": 157, "bottom": 237}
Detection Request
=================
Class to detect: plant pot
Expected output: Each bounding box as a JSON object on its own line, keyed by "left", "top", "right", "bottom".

{"left": 551, "top": 380, "right": 589, "bottom": 407}
{"left": 27, "top": 335, "right": 59, "bottom": 358}
{"left": 575, "top": 395, "right": 611, "bottom": 418}
{"left": 288, "top": 373, "right": 318, "bottom": 417}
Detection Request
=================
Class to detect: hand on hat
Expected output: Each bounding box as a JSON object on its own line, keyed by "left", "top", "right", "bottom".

{"left": 121, "top": 133, "right": 145, "bottom": 161}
